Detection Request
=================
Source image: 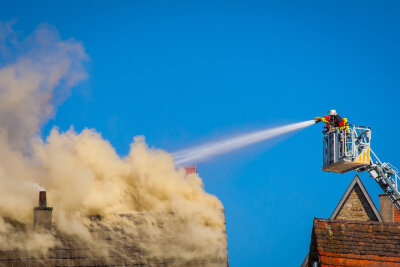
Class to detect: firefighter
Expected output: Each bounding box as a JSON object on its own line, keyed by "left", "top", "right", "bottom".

{"left": 314, "top": 110, "right": 349, "bottom": 133}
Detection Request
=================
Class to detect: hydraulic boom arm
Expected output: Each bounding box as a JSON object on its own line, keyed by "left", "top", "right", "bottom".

{"left": 319, "top": 120, "right": 400, "bottom": 211}
{"left": 358, "top": 149, "right": 400, "bottom": 210}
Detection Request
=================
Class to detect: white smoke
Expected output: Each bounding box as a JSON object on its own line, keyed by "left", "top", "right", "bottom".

{"left": 173, "top": 120, "right": 316, "bottom": 165}
{"left": 0, "top": 21, "right": 88, "bottom": 151}
{"left": 0, "top": 21, "right": 226, "bottom": 261}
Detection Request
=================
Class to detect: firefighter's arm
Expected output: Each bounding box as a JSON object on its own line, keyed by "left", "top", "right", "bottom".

{"left": 343, "top": 118, "right": 350, "bottom": 129}
{"left": 321, "top": 116, "right": 330, "bottom": 124}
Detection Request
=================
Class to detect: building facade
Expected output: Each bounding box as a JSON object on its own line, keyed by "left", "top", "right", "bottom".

{"left": 304, "top": 175, "right": 400, "bottom": 267}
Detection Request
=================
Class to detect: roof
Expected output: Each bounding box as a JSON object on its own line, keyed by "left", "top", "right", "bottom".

{"left": 330, "top": 175, "right": 383, "bottom": 222}
{"left": 308, "top": 218, "right": 400, "bottom": 266}
{"left": 0, "top": 213, "right": 228, "bottom": 267}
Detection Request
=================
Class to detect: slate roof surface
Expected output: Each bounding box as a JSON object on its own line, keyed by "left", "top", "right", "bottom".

{"left": 309, "top": 218, "right": 400, "bottom": 266}
{"left": 0, "top": 213, "right": 228, "bottom": 267}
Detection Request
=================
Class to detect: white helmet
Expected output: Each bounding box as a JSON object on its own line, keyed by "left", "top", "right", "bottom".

{"left": 329, "top": 109, "right": 337, "bottom": 116}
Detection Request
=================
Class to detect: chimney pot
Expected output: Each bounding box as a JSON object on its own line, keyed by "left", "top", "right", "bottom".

{"left": 184, "top": 166, "right": 197, "bottom": 175}
{"left": 39, "top": 191, "right": 47, "bottom": 208}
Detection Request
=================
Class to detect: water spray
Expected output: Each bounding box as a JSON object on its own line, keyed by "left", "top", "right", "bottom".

{"left": 173, "top": 120, "right": 316, "bottom": 165}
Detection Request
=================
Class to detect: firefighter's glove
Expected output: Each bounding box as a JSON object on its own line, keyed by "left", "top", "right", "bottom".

{"left": 314, "top": 117, "right": 322, "bottom": 123}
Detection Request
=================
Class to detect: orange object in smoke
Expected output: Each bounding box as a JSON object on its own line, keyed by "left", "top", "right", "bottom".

{"left": 184, "top": 166, "right": 197, "bottom": 174}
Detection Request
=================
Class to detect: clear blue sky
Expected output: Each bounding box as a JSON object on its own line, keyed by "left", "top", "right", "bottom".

{"left": 1, "top": 1, "right": 400, "bottom": 265}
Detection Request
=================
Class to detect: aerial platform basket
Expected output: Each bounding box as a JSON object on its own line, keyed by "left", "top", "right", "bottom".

{"left": 319, "top": 119, "right": 400, "bottom": 211}
{"left": 322, "top": 125, "right": 371, "bottom": 173}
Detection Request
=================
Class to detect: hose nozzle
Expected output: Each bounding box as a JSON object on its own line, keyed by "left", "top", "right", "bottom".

{"left": 314, "top": 117, "right": 322, "bottom": 123}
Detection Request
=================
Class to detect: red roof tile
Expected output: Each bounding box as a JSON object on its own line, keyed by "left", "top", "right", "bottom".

{"left": 308, "top": 218, "right": 400, "bottom": 266}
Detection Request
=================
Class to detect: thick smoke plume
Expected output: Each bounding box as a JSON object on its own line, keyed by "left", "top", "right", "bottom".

{"left": 0, "top": 22, "right": 226, "bottom": 261}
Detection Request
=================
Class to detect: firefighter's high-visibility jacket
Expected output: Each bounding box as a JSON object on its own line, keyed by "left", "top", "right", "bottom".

{"left": 339, "top": 118, "right": 349, "bottom": 130}
{"left": 321, "top": 115, "right": 349, "bottom": 131}
{"left": 321, "top": 115, "right": 332, "bottom": 131}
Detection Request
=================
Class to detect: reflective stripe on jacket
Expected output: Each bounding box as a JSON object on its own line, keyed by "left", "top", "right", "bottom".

{"left": 321, "top": 116, "right": 330, "bottom": 124}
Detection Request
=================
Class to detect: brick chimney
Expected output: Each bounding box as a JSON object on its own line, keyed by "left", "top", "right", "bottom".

{"left": 34, "top": 191, "right": 53, "bottom": 230}
{"left": 379, "top": 194, "right": 400, "bottom": 222}
{"left": 184, "top": 166, "right": 197, "bottom": 175}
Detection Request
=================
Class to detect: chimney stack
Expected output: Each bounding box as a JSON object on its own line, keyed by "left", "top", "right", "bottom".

{"left": 34, "top": 191, "right": 53, "bottom": 230}
{"left": 379, "top": 194, "right": 400, "bottom": 223}
{"left": 184, "top": 166, "right": 197, "bottom": 175}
